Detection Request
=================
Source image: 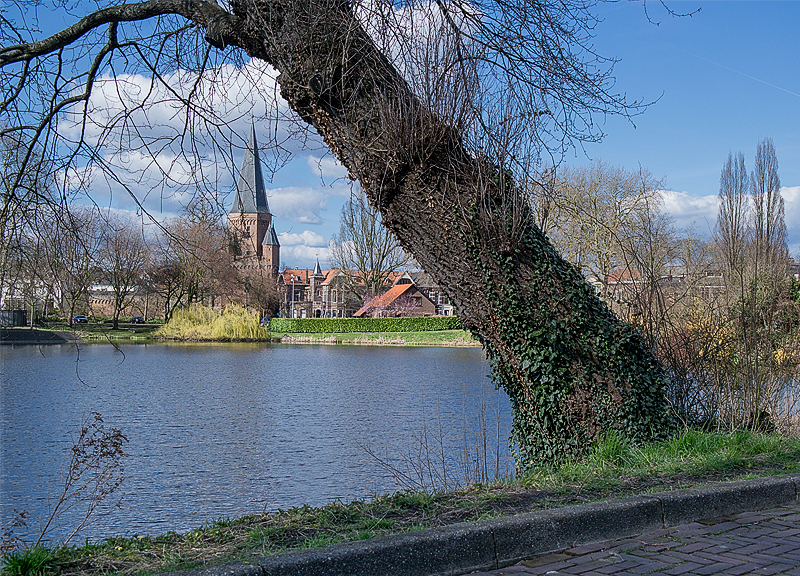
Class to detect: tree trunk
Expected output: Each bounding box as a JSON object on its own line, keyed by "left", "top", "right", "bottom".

{"left": 222, "top": 0, "right": 671, "bottom": 467}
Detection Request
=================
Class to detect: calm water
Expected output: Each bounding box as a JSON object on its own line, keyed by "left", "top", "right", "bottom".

{"left": 1, "top": 342, "right": 511, "bottom": 543}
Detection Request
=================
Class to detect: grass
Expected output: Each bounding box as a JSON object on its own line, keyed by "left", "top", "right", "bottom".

{"left": 276, "top": 329, "right": 478, "bottom": 346}
{"left": 4, "top": 429, "right": 799, "bottom": 576}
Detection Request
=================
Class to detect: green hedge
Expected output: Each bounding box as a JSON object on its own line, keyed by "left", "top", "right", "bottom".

{"left": 268, "top": 316, "right": 462, "bottom": 334}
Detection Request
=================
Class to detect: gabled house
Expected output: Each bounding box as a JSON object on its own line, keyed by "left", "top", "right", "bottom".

{"left": 353, "top": 282, "right": 435, "bottom": 318}
{"left": 279, "top": 261, "right": 362, "bottom": 318}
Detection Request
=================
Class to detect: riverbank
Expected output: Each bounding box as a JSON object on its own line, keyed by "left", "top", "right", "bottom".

{"left": 277, "top": 329, "right": 478, "bottom": 346}
{"left": 0, "top": 328, "right": 83, "bottom": 345}
{"left": 0, "top": 326, "right": 477, "bottom": 347}
{"left": 5, "top": 429, "right": 799, "bottom": 576}
{"left": 0, "top": 325, "right": 158, "bottom": 344}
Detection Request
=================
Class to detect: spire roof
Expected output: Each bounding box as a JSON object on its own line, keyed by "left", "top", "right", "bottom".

{"left": 230, "top": 123, "right": 271, "bottom": 215}
{"left": 262, "top": 222, "right": 280, "bottom": 246}
{"left": 311, "top": 258, "right": 324, "bottom": 277}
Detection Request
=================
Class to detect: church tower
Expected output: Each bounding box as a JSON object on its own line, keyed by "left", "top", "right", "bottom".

{"left": 262, "top": 221, "right": 280, "bottom": 275}
{"left": 229, "top": 123, "right": 278, "bottom": 268}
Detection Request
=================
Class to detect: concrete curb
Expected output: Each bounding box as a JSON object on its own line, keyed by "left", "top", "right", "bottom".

{"left": 168, "top": 474, "right": 800, "bottom": 576}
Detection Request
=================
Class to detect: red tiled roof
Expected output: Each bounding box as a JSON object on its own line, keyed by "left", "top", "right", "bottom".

{"left": 282, "top": 269, "right": 310, "bottom": 284}
{"left": 607, "top": 268, "right": 641, "bottom": 283}
{"left": 354, "top": 283, "right": 415, "bottom": 317}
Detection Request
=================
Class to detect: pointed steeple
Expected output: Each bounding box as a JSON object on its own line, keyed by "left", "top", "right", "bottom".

{"left": 230, "top": 123, "right": 270, "bottom": 214}
{"left": 262, "top": 221, "right": 280, "bottom": 247}
{"left": 311, "top": 257, "right": 324, "bottom": 278}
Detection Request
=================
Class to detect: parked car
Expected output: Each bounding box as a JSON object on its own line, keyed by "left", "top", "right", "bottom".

{"left": 73, "top": 315, "right": 88, "bottom": 324}
{"left": 131, "top": 316, "right": 145, "bottom": 324}
{"left": 260, "top": 317, "right": 271, "bottom": 327}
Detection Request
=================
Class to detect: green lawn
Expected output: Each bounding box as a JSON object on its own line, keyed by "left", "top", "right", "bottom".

{"left": 275, "top": 329, "right": 478, "bottom": 346}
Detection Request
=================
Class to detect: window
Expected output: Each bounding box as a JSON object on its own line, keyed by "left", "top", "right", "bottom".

{"left": 332, "top": 290, "right": 337, "bottom": 303}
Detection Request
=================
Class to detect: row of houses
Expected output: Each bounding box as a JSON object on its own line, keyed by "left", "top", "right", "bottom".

{"left": 277, "top": 263, "right": 454, "bottom": 319}
{"left": 597, "top": 260, "right": 800, "bottom": 313}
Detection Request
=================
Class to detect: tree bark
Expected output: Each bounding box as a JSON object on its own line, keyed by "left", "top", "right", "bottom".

{"left": 215, "top": 0, "right": 672, "bottom": 467}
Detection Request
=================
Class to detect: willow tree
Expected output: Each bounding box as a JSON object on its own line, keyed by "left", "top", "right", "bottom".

{"left": 1, "top": 0, "right": 672, "bottom": 468}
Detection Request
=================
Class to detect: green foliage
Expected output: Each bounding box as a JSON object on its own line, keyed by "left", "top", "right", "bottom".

{"left": 457, "top": 199, "right": 672, "bottom": 470}
{"left": 524, "top": 428, "right": 800, "bottom": 489}
{"left": 1, "top": 547, "right": 56, "bottom": 576}
{"left": 157, "top": 305, "right": 262, "bottom": 341}
{"left": 269, "top": 316, "right": 462, "bottom": 334}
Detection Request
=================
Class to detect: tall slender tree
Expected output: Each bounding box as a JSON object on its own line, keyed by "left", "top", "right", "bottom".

{"left": 715, "top": 152, "right": 749, "bottom": 286}
{"left": 751, "top": 138, "right": 788, "bottom": 275}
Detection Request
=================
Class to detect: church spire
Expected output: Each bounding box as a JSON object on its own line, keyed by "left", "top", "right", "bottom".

{"left": 312, "top": 257, "right": 324, "bottom": 277}
{"left": 230, "top": 122, "right": 270, "bottom": 214}
{"left": 262, "top": 221, "right": 280, "bottom": 247}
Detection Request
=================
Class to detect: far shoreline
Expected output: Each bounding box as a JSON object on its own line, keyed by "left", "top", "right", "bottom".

{"left": 1, "top": 327, "right": 480, "bottom": 348}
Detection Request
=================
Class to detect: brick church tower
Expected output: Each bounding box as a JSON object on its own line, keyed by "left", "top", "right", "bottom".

{"left": 229, "top": 123, "right": 279, "bottom": 273}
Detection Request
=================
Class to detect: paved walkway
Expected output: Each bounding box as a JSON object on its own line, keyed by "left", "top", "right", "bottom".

{"left": 461, "top": 503, "right": 800, "bottom": 576}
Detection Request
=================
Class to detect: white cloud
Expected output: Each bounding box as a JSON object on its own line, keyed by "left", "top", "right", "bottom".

{"left": 782, "top": 186, "right": 799, "bottom": 233}
{"left": 58, "top": 60, "right": 299, "bottom": 151}
{"left": 56, "top": 58, "right": 325, "bottom": 216}
{"left": 659, "top": 186, "right": 800, "bottom": 253}
{"left": 267, "top": 187, "right": 332, "bottom": 224}
{"left": 281, "top": 245, "right": 331, "bottom": 268}
{"left": 279, "top": 230, "right": 327, "bottom": 247}
{"left": 659, "top": 190, "right": 718, "bottom": 235}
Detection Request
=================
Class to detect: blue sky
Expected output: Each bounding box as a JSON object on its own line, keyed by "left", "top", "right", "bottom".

{"left": 575, "top": 1, "right": 799, "bottom": 247}
{"left": 30, "top": 0, "right": 797, "bottom": 268}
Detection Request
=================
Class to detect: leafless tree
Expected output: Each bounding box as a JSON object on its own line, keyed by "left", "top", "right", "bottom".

{"left": 751, "top": 137, "right": 788, "bottom": 277}
{"left": 715, "top": 151, "right": 749, "bottom": 290}
{"left": 329, "top": 189, "right": 412, "bottom": 300}
{"left": 546, "top": 161, "right": 663, "bottom": 298}
{"left": 99, "top": 215, "right": 150, "bottom": 329}
{"left": 1, "top": 0, "right": 673, "bottom": 466}
{"left": 707, "top": 141, "right": 796, "bottom": 432}
{"left": 48, "top": 208, "right": 104, "bottom": 325}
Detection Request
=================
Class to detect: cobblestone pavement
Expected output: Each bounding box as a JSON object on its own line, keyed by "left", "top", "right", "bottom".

{"left": 461, "top": 503, "right": 800, "bottom": 576}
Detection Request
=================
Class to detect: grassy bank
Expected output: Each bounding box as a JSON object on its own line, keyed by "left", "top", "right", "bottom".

{"left": 154, "top": 305, "right": 477, "bottom": 346}
{"left": 4, "top": 429, "right": 799, "bottom": 576}
{"left": 277, "top": 329, "right": 478, "bottom": 346}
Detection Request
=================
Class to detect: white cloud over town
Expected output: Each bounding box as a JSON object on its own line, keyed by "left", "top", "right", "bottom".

{"left": 266, "top": 186, "right": 337, "bottom": 225}
{"left": 659, "top": 190, "right": 718, "bottom": 234}
{"left": 658, "top": 186, "right": 800, "bottom": 258}
{"left": 279, "top": 230, "right": 328, "bottom": 247}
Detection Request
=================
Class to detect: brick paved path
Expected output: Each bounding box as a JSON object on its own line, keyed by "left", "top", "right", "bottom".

{"left": 461, "top": 503, "right": 800, "bottom": 576}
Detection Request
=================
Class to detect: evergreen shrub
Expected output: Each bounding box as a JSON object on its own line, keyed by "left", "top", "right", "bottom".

{"left": 269, "top": 316, "right": 462, "bottom": 334}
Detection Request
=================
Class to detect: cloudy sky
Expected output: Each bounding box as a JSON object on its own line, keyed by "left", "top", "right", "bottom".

{"left": 49, "top": 0, "right": 799, "bottom": 268}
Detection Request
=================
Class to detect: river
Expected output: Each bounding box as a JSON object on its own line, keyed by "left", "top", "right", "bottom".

{"left": 1, "top": 342, "right": 512, "bottom": 544}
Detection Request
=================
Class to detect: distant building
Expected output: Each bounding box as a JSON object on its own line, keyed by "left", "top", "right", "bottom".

{"left": 228, "top": 123, "right": 280, "bottom": 274}
{"left": 353, "top": 282, "right": 435, "bottom": 318}
{"left": 279, "top": 261, "right": 364, "bottom": 319}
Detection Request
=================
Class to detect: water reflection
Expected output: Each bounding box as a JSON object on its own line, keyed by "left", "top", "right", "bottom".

{"left": 1, "top": 343, "right": 512, "bottom": 543}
